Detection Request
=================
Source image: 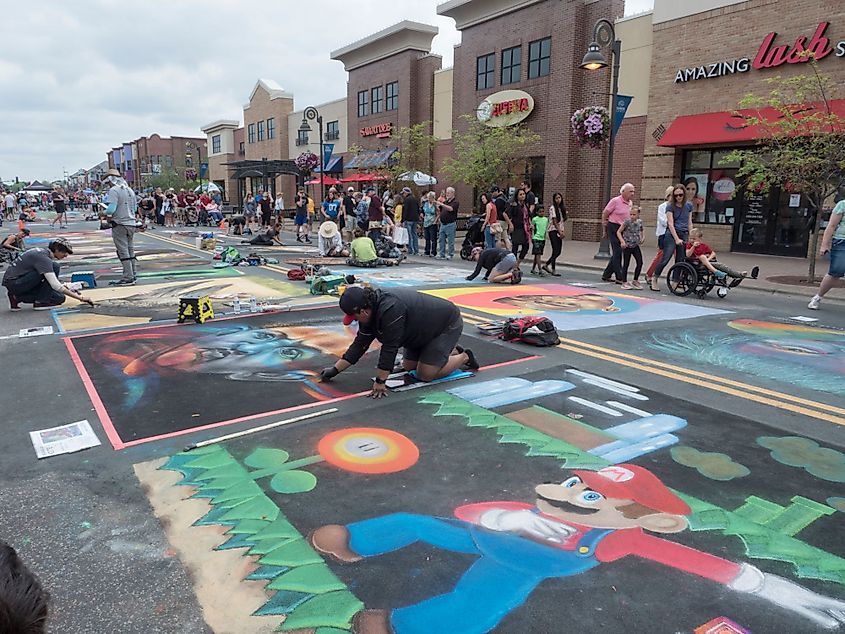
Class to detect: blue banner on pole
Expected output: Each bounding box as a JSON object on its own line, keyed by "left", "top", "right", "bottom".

{"left": 613, "top": 95, "right": 633, "bottom": 136}
{"left": 199, "top": 162, "right": 208, "bottom": 178}
{"left": 323, "top": 144, "right": 334, "bottom": 170}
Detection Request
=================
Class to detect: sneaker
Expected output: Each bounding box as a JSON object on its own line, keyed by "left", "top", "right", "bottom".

{"left": 620, "top": 282, "right": 634, "bottom": 290}
{"left": 808, "top": 295, "right": 821, "bottom": 310}
{"left": 7, "top": 291, "right": 20, "bottom": 311}
{"left": 631, "top": 280, "right": 643, "bottom": 290}
{"left": 461, "top": 348, "right": 480, "bottom": 371}
{"left": 750, "top": 266, "right": 759, "bottom": 279}
{"left": 110, "top": 278, "right": 136, "bottom": 286}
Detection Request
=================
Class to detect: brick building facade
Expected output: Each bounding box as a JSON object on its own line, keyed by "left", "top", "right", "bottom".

{"left": 641, "top": 0, "right": 845, "bottom": 257}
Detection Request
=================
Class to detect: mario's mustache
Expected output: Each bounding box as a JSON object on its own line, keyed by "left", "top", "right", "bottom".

{"left": 537, "top": 494, "right": 600, "bottom": 515}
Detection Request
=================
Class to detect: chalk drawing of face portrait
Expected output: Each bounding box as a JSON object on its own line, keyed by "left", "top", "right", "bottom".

{"left": 494, "top": 293, "right": 623, "bottom": 314}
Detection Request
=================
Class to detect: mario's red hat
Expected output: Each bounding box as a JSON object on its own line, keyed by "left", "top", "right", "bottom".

{"left": 573, "top": 464, "right": 690, "bottom": 516}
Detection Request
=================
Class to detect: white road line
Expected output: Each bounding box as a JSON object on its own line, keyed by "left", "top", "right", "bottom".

{"left": 565, "top": 369, "right": 640, "bottom": 393}
{"left": 606, "top": 401, "right": 653, "bottom": 417}
{"left": 582, "top": 379, "right": 650, "bottom": 400}
{"left": 567, "top": 397, "right": 623, "bottom": 417}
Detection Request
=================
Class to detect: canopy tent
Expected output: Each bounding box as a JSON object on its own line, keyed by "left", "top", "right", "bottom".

{"left": 339, "top": 173, "right": 388, "bottom": 183}
{"left": 24, "top": 180, "right": 51, "bottom": 191}
{"left": 305, "top": 176, "right": 342, "bottom": 186}
{"left": 398, "top": 170, "right": 437, "bottom": 186}
{"left": 194, "top": 182, "right": 221, "bottom": 193}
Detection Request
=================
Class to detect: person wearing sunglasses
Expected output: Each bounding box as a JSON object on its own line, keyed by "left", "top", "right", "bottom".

{"left": 650, "top": 184, "right": 694, "bottom": 291}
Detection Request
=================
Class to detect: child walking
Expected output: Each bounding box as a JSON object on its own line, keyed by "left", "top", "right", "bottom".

{"left": 617, "top": 206, "right": 644, "bottom": 290}
{"left": 530, "top": 207, "right": 549, "bottom": 276}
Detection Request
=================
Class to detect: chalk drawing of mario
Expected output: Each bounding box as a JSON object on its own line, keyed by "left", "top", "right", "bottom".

{"left": 309, "top": 464, "right": 845, "bottom": 634}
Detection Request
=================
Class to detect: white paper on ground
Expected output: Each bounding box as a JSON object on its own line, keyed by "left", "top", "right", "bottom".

{"left": 790, "top": 316, "right": 819, "bottom": 322}
{"left": 19, "top": 326, "right": 54, "bottom": 338}
{"left": 29, "top": 420, "right": 101, "bottom": 459}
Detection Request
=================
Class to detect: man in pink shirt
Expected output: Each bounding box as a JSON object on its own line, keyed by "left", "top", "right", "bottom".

{"left": 601, "top": 183, "right": 635, "bottom": 283}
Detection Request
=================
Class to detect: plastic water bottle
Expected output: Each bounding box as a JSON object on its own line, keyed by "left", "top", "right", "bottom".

{"left": 249, "top": 296, "right": 258, "bottom": 313}
{"left": 233, "top": 298, "right": 242, "bottom": 314}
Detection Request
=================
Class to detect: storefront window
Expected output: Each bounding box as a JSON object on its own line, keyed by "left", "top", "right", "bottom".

{"left": 477, "top": 53, "right": 495, "bottom": 90}
{"left": 681, "top": 149, "right": 738, "bottom": 225}
{"left": 501, "top": 46, "right": 521, "bottom": 85}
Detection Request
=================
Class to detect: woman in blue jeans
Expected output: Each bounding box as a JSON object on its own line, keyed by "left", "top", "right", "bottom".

{"left": 650, "top": 184, "right": 693, "bottom": 291}
{"left": 480, "top": 192, "right": 497, "bottom": 249}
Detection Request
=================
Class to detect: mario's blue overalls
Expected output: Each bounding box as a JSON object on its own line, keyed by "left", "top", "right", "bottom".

{"left": 347, "top": 511, "right": 613, "bottom": 634}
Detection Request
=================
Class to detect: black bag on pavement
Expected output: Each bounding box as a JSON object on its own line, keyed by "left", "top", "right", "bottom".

{"left": 499, "top": 316, "right": 560, "bottom": 347}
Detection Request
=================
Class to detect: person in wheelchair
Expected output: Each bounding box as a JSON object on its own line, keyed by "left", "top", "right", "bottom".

{"left": 685, "top": 228, "right": 758, "bottom": 287}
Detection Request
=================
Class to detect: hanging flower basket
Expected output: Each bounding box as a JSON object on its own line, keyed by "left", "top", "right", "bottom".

{"left": 571, "top": 106, "right": 611, "bottom": 149}
{"left": 294, "top": 152, "right": 319, "bottom": 174}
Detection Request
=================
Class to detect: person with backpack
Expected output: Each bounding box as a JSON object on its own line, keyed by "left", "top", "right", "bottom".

{"left": 319, "top": 286, "right": 479, "bottom": 398}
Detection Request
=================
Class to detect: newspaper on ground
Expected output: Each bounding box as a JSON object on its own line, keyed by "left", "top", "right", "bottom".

{"left": 29, "top": 419, "right": 101, "bottom": 459}
{"left": 20, "top": 326, "right": 54, "bottom": 338}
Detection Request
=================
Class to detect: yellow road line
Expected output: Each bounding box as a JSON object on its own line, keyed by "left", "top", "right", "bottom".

{"left": 558, "top": 336, "right": 845, "bottom": 418}
{"left": 556, "top": 342, "right": 845, "bottom": 427}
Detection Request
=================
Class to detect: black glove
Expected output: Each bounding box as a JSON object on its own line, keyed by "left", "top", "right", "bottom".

{"left": 319, "top": 366, "right": 339, "bottom": 382}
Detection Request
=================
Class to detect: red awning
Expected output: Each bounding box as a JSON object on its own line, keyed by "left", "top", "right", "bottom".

{"left": 657, "top": 99, "right": 845, "bottom": 147}
{"left": 304, "top": 176, "right": 342, "bottom": 186}
{"left": 339, "top": 173, "right": 388, "bottom": 183}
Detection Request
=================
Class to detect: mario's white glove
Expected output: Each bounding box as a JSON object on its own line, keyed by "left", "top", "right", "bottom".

{"left": 479, "top": 509, "right": 576, "bottom": 544}
{"left": 729, "top": 564, "right": 845, "bottom": 629}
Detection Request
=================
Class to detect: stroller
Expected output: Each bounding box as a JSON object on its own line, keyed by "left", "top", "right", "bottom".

{"left": 460, "top": 215, "right": 485, "bottom": 260}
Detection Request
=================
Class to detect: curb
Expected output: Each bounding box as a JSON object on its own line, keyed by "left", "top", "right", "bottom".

{"left": 559, "top": 261, "right": 845, "bottom": 304}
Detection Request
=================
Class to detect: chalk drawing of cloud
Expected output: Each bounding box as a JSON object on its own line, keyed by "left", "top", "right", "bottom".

{"left": 670, "top": 446, "right": 750, "bottom": 481}
{"left": 757, "top": 436, "right": 845, "bottom": 483}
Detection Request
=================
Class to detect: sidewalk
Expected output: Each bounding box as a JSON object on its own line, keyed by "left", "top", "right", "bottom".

{"left": 558, "top": 240, "right": 845, "bottom": 301}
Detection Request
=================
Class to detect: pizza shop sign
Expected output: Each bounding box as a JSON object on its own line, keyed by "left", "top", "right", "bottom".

{"left": 476, "top": 89, "right": 535, "bottom": 127}
{"left": 675, "top": 22, "right": 845, "bottom": 83}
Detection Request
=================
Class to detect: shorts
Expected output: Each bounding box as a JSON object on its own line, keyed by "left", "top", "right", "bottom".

{"left": 532, "top": 239, "right": 546, "bottom": 255}
{"left": 403, "top": 314, "right": 463, "bottom": 369}
{"left": 491, "top": 252, "right": 517, "bottom": 277}
{"left": 829, "top": 238, "right": 845, "bottom": 278}
{"left": 294, "top": 211, "right": 307, "bottom": 226}
{"left": 345, "top": 216, "right": 356, "bottom": 232}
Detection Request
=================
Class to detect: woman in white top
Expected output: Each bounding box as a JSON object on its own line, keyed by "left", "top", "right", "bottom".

{"left": 645, "top": 185, "right": 675, "bottom": 286}
{"left": 274, "top": 192, "right": 286, "bottom": 231}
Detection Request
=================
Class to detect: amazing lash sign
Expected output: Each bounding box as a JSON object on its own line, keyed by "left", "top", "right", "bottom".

{"left": 674, "top": 22, "right": 845, "bottom": 83}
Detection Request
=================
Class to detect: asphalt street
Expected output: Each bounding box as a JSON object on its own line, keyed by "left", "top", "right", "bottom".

{"left": 0, "top": 221, "right": 842, "bottom": 633}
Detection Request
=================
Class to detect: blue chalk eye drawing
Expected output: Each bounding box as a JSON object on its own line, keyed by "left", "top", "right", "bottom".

{"left": 577, "top": 490, "right": 604, "bottom": 504}
{"left": 561, "top": 476, "right": 582, "bottom": 488}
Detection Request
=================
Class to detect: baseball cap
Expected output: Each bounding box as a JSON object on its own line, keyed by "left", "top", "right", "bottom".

{"left": 573, "top": 464, "right": 690, "bottom": 516}
{"left": 401, "top": 187, "right": 412, "bottom": 195}
{"left": 339, "top": 286, "right": 366, "bottom": 326}
{"left": 49, "top": 237, "right": 74, "bottom": 254}
{"left": 491, "top": 185, "right": 502, "bottom": 193}
{"left": 348, "top": 187, "right": 355, "bottom": 193}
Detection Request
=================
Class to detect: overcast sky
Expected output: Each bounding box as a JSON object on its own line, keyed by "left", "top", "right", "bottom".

{"left": 1, "top": 0, "right": 654, "bottom": 183}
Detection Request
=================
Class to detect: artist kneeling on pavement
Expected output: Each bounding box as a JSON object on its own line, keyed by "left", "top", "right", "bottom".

{"left": 320, "top": 286, "right": 479, "bottom": 398}
{"left": 2, "top": 238, "right": 94, "bottom": 310}
{"left": 466, "top": 246, "right": 519, "bottom": 283}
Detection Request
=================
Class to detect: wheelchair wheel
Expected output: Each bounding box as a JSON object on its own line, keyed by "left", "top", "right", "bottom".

{"left": 716, "top": 286, "right": 729, "bottom": 298}
{"left": 666, "top": 262, "right": 698, "bottom": 297}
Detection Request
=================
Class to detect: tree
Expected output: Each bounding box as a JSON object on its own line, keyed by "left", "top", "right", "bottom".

{"left": 383, "top": 122, "right": 438, "bottom": 187}
{"left": 144, "top": 168, "right": 197, "bottom": 192}
{"left": 724, "top": 60, "right": 845, "bottom": 281}
{"left": 442, "top": 115, "right": 541, "bottom": 206}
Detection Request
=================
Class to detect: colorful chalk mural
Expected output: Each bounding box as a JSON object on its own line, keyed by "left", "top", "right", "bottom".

{"left": 646, "top": 319, "right": 845, "bottom": 396}
{"left": 69, "top": 315, "right": 381, "bottom": 446}
{"left": 55, "top": 276, "right": 321, "bottom": 333}
{"left": 140, "top": 370, "right": 845, "bottom": 633}
{"left": 424, "top": 284, "right": 726, "bottom": 331}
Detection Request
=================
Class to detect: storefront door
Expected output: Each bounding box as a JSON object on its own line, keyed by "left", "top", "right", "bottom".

{"left": 732, "top": 188, "right": 813, "bottom": 257}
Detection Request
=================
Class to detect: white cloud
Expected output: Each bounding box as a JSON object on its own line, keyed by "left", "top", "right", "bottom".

{"left": 3, "top": 0, "right": 652, "bottom": 181}
{"left": 1, "top": 0, "right": 464, "bottom": 181}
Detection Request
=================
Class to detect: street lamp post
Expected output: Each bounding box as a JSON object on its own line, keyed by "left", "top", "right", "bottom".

{"left": 299, "top": 106, "right": 324, "bottom": 200}
{"left": 581, "top": 18, "right": 621, "bottom": 260}
{"left": 185, "top": 141, "right": 203, "bottom": 192}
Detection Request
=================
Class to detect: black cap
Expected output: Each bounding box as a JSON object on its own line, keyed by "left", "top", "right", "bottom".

{"left": 339, "top": 286, "right": 366, "bottom": 315}
{"left": 491, "top": 185, "right": 501, "bottom": 193}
